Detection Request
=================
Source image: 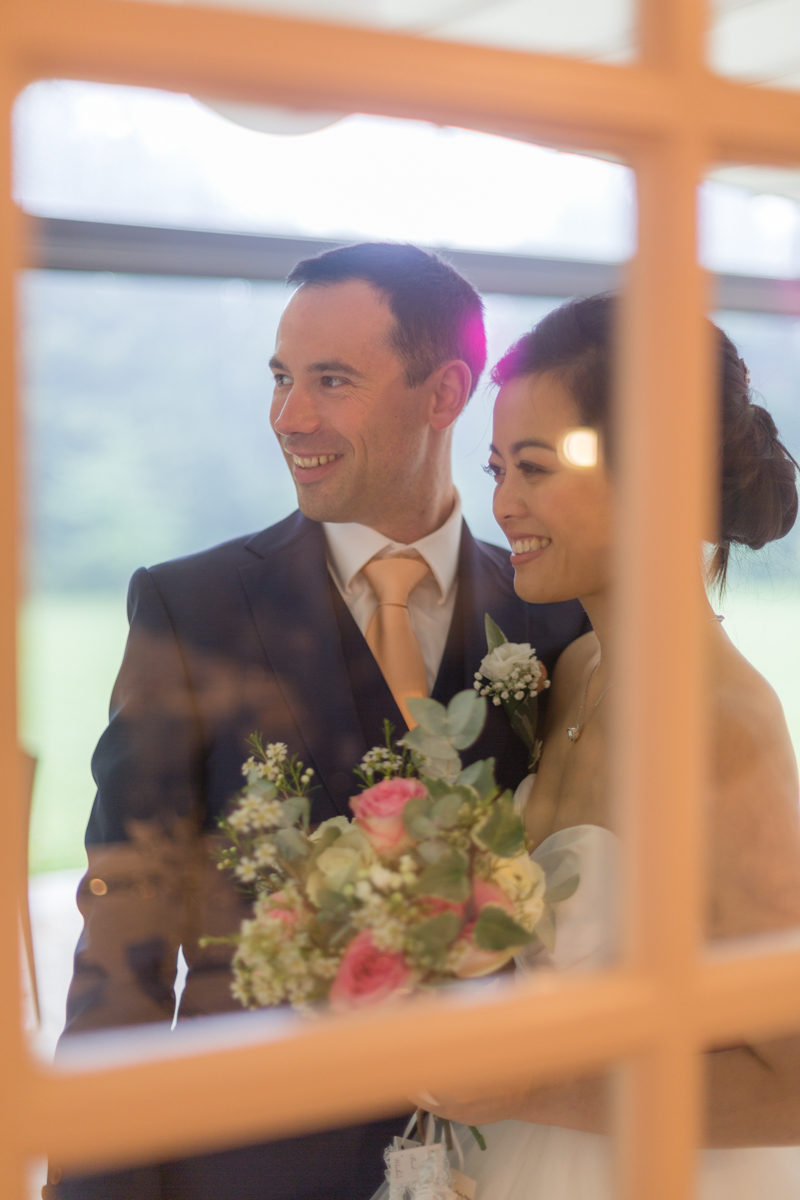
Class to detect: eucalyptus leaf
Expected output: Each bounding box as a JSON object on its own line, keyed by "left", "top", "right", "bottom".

{"left": 406, "top": 696, "right": 449, "bottom": 736}
{"left": 535, "top": 847, "right": 580, "bottom": 880}
{"left": 475, "top": 793, "right": 525, "bottom": 858}
{"left": 249, "top": 779, "right": 278, "bottom": 799}
{"left": 274, "top": 827, "right": 310, "bottom": 861}
{"left": 414, "top": 849, "right": 470, "bottom": 903}
{"left": 281, "top": 795, "right": 309, "bottom": 829}
{"left": 456, "top": 758, "right": 497, "bottom": 802}
{"left": 408, "top": 911, "right": 462, "bottom": 955}
{"left": 445, "top": 690, "right": 480, "bottom": 738}
{"left": 448, "top": 691, "right": 488, "bottom": 750}
{"left": 431, "top": 793, "right": 463, "bottom": 828}
{"left": 417, "top": 838, "right": 449, "bottom": 864}
{"left": 474, "top": 904, "right": 534, "bottom": 951}
{"left": 402, "top": 796, "right": 439, "bottom": 841}
{"left": 314, "top": 887, "right": 351, "bottom": 922}
{"left": 544, "top": 874, "right": 580, "bottom": 905}
{"left": 484, "top": 614, "right": 508, "bottom": 653}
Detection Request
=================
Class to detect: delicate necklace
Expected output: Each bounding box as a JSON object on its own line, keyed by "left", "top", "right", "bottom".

{"left": 567, "top": 658, "right": 615, "bottom": 743}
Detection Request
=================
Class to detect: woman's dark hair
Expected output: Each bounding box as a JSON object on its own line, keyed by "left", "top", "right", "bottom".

{"left": 492, "top": 294, "right": 799, "bottom": 587}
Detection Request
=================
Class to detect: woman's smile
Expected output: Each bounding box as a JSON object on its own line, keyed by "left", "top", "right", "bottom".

{"left": 508, "top": 535, "right": 551, "bottom": 565}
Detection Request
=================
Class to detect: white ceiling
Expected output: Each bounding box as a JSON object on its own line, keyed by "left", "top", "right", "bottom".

{"left": 154, "top": 0, "right": 800, "bottom": 198}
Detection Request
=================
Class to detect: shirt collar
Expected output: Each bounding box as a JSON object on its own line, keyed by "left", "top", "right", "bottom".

{"left": 323, "top": 492, "right": 462, "bottom": 605}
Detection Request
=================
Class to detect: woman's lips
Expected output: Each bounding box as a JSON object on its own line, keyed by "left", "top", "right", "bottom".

{"left": 508, "top": 535, "right": 551, "bottom": 565}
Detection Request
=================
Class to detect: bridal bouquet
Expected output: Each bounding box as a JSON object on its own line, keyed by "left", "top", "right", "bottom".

{"left": 210, "top": 690, "right": 574, "bottom": 1013}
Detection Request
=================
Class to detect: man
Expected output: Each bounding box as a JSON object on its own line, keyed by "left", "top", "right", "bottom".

{"left": 56, "top": 243, "right": 589, "bottom": 1199}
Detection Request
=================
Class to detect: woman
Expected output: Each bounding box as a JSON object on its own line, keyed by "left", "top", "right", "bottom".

{"left": 423, "top": 295, "right": 800, "bottom": 1198}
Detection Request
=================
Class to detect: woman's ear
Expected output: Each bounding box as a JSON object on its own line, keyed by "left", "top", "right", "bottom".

{"left": 429, "top": 361, "right": 472, "bottom": 431}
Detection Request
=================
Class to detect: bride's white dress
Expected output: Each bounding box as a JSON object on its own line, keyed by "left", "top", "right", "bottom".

{"left": 458, "top": 778, "right": 800, "bottom": 1199}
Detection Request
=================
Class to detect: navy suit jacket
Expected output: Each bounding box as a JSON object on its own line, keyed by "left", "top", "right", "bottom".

{"left": 58, "top": 512, "right": 589, "bottom": 1200}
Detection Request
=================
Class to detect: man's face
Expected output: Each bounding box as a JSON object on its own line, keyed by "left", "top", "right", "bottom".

{"left": 270, "top": 280, "right": 431, "bottom": 526}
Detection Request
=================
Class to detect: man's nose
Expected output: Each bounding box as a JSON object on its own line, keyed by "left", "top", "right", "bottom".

{"left": 272, "top": 385, "right": 321, "bottom": 436}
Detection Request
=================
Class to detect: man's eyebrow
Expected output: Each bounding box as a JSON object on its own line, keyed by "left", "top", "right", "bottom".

{"left": 269, "top": 356, "right": 287, "bottom": 372}
{"left": 308, "top": 360, "right": 364, "bottom": 377}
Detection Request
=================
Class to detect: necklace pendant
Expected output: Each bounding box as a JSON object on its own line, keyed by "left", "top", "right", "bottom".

{"left": 567, "top": 726, "right": 581, "bottom": 743}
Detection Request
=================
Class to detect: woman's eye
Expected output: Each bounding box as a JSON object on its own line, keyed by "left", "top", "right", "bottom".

{"left": 483, "top": 462, "right": 503, "bottom": 480}
{"left": 517, "top": 459, "right": 547, "bottom": 477}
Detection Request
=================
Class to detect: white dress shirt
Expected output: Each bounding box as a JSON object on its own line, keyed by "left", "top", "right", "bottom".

{"left": 323, "top": 494, "right": 462, "bottom": 694}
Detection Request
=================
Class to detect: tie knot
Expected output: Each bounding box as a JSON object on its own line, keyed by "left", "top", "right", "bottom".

{"left": 362, "top": 555, "right": 431, "bottom": 607}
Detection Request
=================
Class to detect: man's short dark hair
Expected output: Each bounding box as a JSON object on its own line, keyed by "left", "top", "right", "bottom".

{"left": 287, "top": 242, "right": 487, "bottom": 398}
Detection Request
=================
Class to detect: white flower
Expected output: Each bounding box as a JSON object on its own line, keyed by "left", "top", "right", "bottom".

{"left": 253, "top": 839, "right": 278, "bottom": 866}
{"left": 479, "top": 642, "right": 536, "bottom": 682}
{"left": 368, "top": 864, "right": 403, "bottom": 892}
{"left": 309, "top": 815, "right": 352, "bottom": 842}
{"left": 235, "top": 857, "right": 258, "bottom": 882}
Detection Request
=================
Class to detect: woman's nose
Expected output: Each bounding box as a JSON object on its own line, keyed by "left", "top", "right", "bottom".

{"left": 493, "top": 476, "right": 528, "bottom": 522}
{"left": 272, "top": 386, "right": 321, "bottom": 436}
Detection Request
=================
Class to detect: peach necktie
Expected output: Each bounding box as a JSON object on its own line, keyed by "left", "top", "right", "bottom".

{"left": 361, "top": 555, "right": 432, "bottom": 729}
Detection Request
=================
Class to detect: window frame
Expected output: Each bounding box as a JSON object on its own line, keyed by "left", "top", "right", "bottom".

{"left": 2, "top": 0, "right": 800, "bottom": 1194}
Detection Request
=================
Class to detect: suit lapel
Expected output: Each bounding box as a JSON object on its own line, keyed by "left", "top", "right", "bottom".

{"left": 238, "top": 516, "right": 365, "bottom": 814}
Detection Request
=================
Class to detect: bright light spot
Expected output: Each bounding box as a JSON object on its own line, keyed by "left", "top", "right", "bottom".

{"left": 560, "top": 428, "right": 598, "bottom": 467}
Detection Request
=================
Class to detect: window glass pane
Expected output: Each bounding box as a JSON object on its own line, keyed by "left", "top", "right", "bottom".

{"left": 709, "top": 0, "right": 800, "bottom": 91}
{"left": 14, "top": 80, "right": 636, "bottom": 262}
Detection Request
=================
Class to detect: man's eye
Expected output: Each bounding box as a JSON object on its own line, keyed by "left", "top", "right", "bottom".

{"left": 321, "top": 376, "right": 346, "bottom": 388}
{"left": 272, "top": 374, "right": 291, "bottom": 387}
{"left": 483, "top": 462, "right": 503, "bottom": 480}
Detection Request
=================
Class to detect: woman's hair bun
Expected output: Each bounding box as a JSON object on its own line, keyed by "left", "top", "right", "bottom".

{"left": 717, "top": 331, "right": 798, "bottom": 581}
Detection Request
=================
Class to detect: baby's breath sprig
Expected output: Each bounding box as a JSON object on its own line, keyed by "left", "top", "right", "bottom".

{"left": 218, "top": 735, "right": 317, "bottom": 893}
{"left": 353, "top": 719, "right": 415, "bottom": 787}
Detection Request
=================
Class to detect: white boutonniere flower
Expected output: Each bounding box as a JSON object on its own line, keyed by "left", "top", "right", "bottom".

{"left": 474, "top": 615, "right": 550, "bottom": 767}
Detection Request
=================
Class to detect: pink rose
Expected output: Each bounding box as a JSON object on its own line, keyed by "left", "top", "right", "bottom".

{"left": 472, "top": 878, "right": 514, "bottom": 915}
{"left": 419, "top": 896, "right": 466, "bottom": 920}
{"left": 267, "top": 891, "right": 300, "bottom": 925}
{"left": 349, "top": 777, "right": 427, "bottom": 857}
{"left": 449, "top": 919, "right": 516, "bottom": 979}
{"left": 329, "top": 930, "right": 415, "bottom": 1009}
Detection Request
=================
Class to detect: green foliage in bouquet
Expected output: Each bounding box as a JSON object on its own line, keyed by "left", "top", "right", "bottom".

{"left": 207, "top": 690, "right": 577, "bottom": 1013}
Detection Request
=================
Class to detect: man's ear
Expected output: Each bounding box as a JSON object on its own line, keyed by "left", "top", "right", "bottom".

{"left": 428, "top": 361, "right": 472, "bottom": 432}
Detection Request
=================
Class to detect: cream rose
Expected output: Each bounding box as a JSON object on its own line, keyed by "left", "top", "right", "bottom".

{"left": 307, "top": 827, "right": 376, "bottom": 905}
{"left": 479, "top": 642, "right": 536, "bottom": 682}
{"left": 491, "top": 853, "right": 546, "bottom": 932}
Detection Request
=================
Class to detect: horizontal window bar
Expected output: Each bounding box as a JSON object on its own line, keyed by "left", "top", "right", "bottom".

{"left": 24, "top": 217, "right": 800, "bottom": 316}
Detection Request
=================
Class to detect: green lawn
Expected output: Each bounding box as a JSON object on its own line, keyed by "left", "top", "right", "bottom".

{"left": 20, "top": 583, "right": 800, "bottom": 875}
{"left": 20, "top": 594, "right": 129, "bottom": 874}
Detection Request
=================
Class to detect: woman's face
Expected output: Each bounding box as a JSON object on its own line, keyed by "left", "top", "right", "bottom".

{"left": 489, "top": 371, "right": 614, "bottom": 605}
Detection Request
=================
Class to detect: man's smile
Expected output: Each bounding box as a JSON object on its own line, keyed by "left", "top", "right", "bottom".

{"left": 291, "top": 454, "right": 342, "bottom": 468}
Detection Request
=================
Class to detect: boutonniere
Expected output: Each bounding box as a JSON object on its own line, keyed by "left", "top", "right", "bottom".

{"left": 474, "top": 615, "right": 550, "bottom": 770}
